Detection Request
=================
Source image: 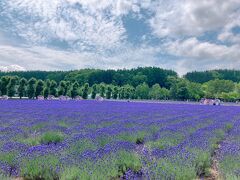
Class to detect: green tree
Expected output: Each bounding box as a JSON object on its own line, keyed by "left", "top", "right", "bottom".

{"left": 82, "top": 83, "right": 89, "bottom": 99}
{"left": 0, "top": 76, "right": 10, "bottom": 95}
{"left": 27, "top": 78, "right": 37, "bottom": 99}
{"left": 187, "top": 82, "right": 204, "bottom": 100}
{"left": 132, "top": 73, "right": 148, "bottom": 87}
{"left": 204, "top": 79, "right": 235, "bottom": 98}
{"left": 7, "top": 76, "right": 18, "bottom": 97}
{"left": 91, "top": 84, "right": 97, "bottom": 99}
{"left": 35, "top": 80, "right": 44, "bottom": 98}
{"left": 170, "top": 79, "right": 190, "bottom": 100}
{"left": 43, "top": 87, "right": 50, "bottom": 99}
{"left": 18, "top": 78, "right": 27, "bottom": 99}
{"left": 106, "top": 86, "right": 112, "bottom": 99}
{"left": 112, "top": 86, "right": 119, "bottom": 99}
{"left": 119, "top": 87, "right": 125, "bottom": 99}
{"left": 49, "top": 80, "right": 57, "bottom": 97}
{"left": 100, "top": 83, "right": 105, "bottom": 97}
{"left": 70, "top": 82, "right": 79, "bottom": 99}
{"left": 149, "top": 84, "right": 162, "bottom": 100}
{"left": 0, "top": 79, "right": 2, "bottom": 95}
{"left": 160, "top": 88, "right": 170, "bottom": 100}
{"left": 135, "top": 83, "right": 150, "bottom": 99}
{"left": 58, "top": 81, "right": 67, "bottom": 96}
{"left": 65, "top": 81, "right": 71, "bottom": 96}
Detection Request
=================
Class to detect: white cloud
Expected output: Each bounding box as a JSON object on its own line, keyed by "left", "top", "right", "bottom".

{"left": 150, "top": 0, "right": 240, "bottom": 38}
{"left": 0, "top": 45, "right": 163, "bottom": 71}
{"left": 2, "top": 0, "right": 128, "bottom": 50}
{"left": 166, "top": 38, "right": 240, "bottom": 61}
{"left": 0, "top": 65, "right": 26, "bottom": 72}
{"left": 1, "top": 0, "right": 240, "bottom": 75}
{"left": 165, "top": 37, "right": 240, "bottom": 75}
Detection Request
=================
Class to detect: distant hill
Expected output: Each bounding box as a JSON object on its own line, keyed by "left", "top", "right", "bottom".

{"left": 184, "top": 69, "right": 240, "bottom": 83}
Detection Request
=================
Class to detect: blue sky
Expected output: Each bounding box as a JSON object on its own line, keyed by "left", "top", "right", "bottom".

{"left": 0, "top": 0, "right": 240, "bottom": 75}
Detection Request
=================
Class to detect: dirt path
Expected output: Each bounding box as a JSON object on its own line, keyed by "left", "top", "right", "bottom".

{"left": 206, "top": 145, "right": 221, "bottom": 180}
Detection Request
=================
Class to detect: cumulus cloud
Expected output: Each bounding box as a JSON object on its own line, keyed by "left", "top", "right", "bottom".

{"left": 150, "top": 0, "right": 240, "bottom": 38}
{"left": 165, "top": 37, "right": 240, "bottom": 75}
{"left": 166, "top": 38, "right": 240, "bottom": 61}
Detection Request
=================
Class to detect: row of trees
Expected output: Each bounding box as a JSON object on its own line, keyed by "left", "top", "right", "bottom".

{"left": 1, "top": 75, "right": 240, "bottom": 101}
{"left": 0, "top": 67, "right": 177, "bottom": 87}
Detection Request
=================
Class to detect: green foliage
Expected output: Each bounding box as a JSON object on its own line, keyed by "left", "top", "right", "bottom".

{"left": 224, "top": 123, "right": 233, "bottom": 132}
{"left": 82, "top": 83, "right": 89, "bottom": 99}
{"left": 20, "top": 155, "right": 59, "bottom": 179}
{"left": 43, "top": 87, "right": 50, "bottom": 99}
{"left": 60, "top": 151, "right": 142, "bottom": 179}
{"left": 219, "top": 156, "right": 240, "bottom": 179}
{"left": 0, "top": 151, "right": 17, "bottom": 168}
{"left": 149, "top": 158, "right": 196, "bottom": 180}
{"left": 32, "top": 123, "right": 46, "bottom": 131}
{"left": 40, "top": 132, "right": 64, "bottom": 145}
{"left": 0, "top": 76, "right": 10, "bottom": 95}
{"left": 112, "top": 86, "right": 119, "bottom": 99}
{"left": 170, "top": 79, "right": 190, "bottom": 100}
{"left": 58, "top": 80, "right": 67, "bottom": 96}
{"left": 7, "top": 76, "right": 18, "bottom": 97}
{"left": 69, "top": 139, "right": 96, "bottom": 154}
{"left": 192, "top": 150, "right": 211, "bottom": 176}
{"left": 18, "top": 78, "right": 27, "bottom": 98}
{"left": 149, "top": 84, "right": 170, "bottom": 100}
{"left": 35, "top": 80, "right": 44, "bottom": 98}
{"left": 91, "top": 84, "right": 97, "bottom": 99}
{"left": 70, "top": 82, "right": 79, "bottom": 99}
{"left": 117, "top": 131, "right": 146, "bottom": 144}
{"left": 147, "top": 133, "right": 184, "bottom": 150}
{"left": 135, "top": 83, "right": 149, "bottom": 99}
{"left": 204, "top": 79, "right": 235, "bottom": 98}
{"left": 27, "top": 78, "right": 37, "bottom": 99}
{"left": 58, "top": 120, "right": 69, "bottom": 128}
{"left": 60, "top": 166, "right": 89, "bottom": 180}
{"left": 183, "top": 148, "right": 212, "bottom": 177}
{"left": 106, "top": 86, "right": 112, "bottom": 99}
{"left": 99, "top": 83, "right": 105, "bottom": 97}
{"left": 21, "top": 136, "right": 41, "bottom": 146}
{"left": 0, "top": 173, "right": 11, "bottom": 180}
{"left": 96, "top": 135, "right": 113, "bottom": 147}
{"left": 49, "top": 80, "right": 57, "bottom": 97}
{"left": 185, "top": 69, "right": 240, "bottom": 83}
{"left": 1, "top": 67, "right": 240, "bottom": 101}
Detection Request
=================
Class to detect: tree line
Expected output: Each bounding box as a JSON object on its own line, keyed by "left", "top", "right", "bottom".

{"left": 1, "top": 72, "right": 240, "bottom": 102}
{"left": 184, "top": 69, "right": 240, "bottom": 83}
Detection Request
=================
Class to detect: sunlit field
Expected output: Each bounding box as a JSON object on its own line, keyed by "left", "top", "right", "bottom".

{"left": 0, "top": 100, "right": 240, "bottom": 179}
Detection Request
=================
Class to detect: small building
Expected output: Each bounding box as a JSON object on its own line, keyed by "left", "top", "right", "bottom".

{"left": 59, "top": 95, "right": 71, "bottom": 101}
{"left": 96, "top": 96, "right": 104, "bottom": 101}
{"left": 0, "top": 95, "right": 9, "bottom": 100}
{"left": 37, "top": 95, "right": 45, "bottom": 100}
{"left": 74, "top": 96, "right": 83, "bottom": 100}
{"left": 200, "top": 98, "right": 221, "bottom": 106}
{"left": 47, "top": 95, "right": 57, "bottom": 100}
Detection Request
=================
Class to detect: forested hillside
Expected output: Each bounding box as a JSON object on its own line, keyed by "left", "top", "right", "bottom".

{"left": 184, "top": 70, "right": 240, "bottom": 83}
{"left": 0, "top": 67, "right": 177, "bottom": 87}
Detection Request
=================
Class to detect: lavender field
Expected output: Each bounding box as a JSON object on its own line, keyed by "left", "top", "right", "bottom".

{"left": 0, "top": 100, "right": 240, "bottom": 180}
